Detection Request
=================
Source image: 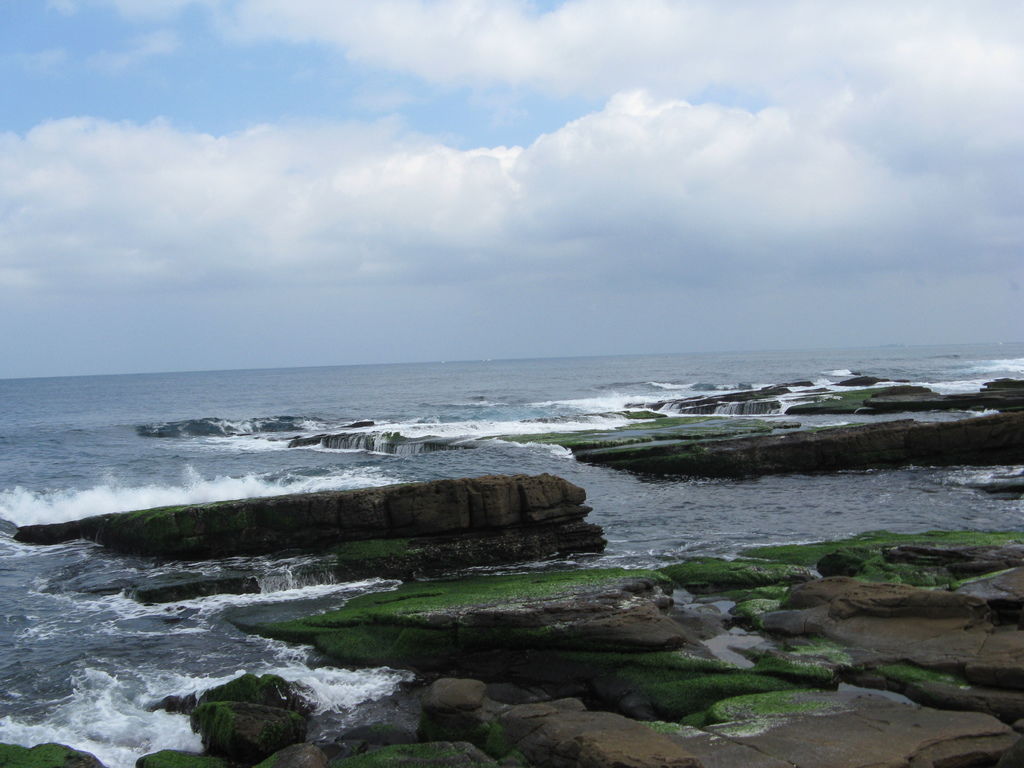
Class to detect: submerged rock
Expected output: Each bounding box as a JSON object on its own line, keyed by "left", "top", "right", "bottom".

{"left": 14, "top": 474, "right": 603, "bottom": 562}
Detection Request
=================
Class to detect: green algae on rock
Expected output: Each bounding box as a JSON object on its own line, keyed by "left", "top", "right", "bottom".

{"left": 0, "top": 744, "right": 105, "bottom": 768}
{"left": 14, "top": 475, "right": 605, "bottom": 570}
{"left": 198, "top": 673, "right": 313, "bottom": 714}
{"left": 328, "top": 742, "right": 501, "bottom": 767}
{"left": 249, "top": 568, "right": 682, "bottom": 669}
{"left": 135, "top": 751, "right": 229, "bottom": 768}
{"left": 743, "top": 529, "right": 1024, "bottom": 587}
{"left": 659, "top": 558, "right": 812, "bottom": 593}
{"left": 575, "top": 411, "right": 1024, "bottom": 477}
{"left": 189, "top": 702, "right": 306, "bottom": 763}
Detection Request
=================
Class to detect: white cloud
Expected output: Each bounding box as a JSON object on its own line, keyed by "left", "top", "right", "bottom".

{"left": 88, "top": 30, "right": 180, "bottom": 72}
{"left": 16, "top": 48, "right": 69, "bottom": 75}
{"left": 2, "top": 90, "right": 1019, "bottom": 305}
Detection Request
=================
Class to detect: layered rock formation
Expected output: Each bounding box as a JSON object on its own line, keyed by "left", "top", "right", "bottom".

{"left": 576, "top": 411, "right": 1024, "bottom": 477}
{"left": 14, "top": 474, "right": 604, "bottom": 562}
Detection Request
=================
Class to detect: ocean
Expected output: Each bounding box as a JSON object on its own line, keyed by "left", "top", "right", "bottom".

{"left": 1, "top": 343, "right": 1023, "bottom": 766}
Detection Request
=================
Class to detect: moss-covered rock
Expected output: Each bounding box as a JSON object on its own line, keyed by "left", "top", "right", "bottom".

{"left": 554, "top": 649, "right": 817, "bottom": 721}
{"left": 199, "top": 673, "right": 312, "bottom": 714}
{"left": 328, "top": 743, "right": 500, "bottom": 767}
{"left": 189, "top": 701, "right": 306, "bottom": 763}
{"left": 660, "top": 558, "right": 812, "bottom": 593}
{"left": 730, "top": 598, "right": 783, "bottom": 629}
{"left": 250, "top": 568, "right": 681, "bottom": 669}
{"left": 743, "top": 529, "right": 1024, "bottom": 587}
{"left": 0, "top": 744, "right": 105, "bottom": 768}
{"left": 574, "top": 412, "right": 1024, "bottom": 477}
{"left": 134, "top": 751, "right": 229, "bottom": 768}
{"left": 703, "top": 689, "right": 849, "bottom": 726}
{"left": 252, "top": 743, "right": 327, "bottom": 768}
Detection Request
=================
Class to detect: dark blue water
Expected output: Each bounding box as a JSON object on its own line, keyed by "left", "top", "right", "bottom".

{"left": 1, "top": 344, "right": 1022, "bottom": 765}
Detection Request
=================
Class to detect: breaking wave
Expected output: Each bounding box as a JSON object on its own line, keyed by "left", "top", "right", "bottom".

{"left": 137, "top": 416, "right": 321, "bottom": 438}
{"left": 0, "top": 466, "right": 398, "bottom": 527}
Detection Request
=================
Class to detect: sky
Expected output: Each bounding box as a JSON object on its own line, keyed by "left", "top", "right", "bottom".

{"left": 1, "top": 0, "right": 1022, "bottom": 378}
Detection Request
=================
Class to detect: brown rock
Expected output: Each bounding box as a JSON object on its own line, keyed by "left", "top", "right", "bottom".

{"left": 255, "top": 743, "right": 327, "bottom": 768}
{"left": 499, "top": 701, "right": 704, "bottom": 768}
{"left": 689, "top": 690, "right": 1015, "bottom": 768}
{"left": 14, "top": 474, "right": 600, "bottom": 560}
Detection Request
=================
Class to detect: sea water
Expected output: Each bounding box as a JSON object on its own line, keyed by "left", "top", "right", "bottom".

{"left": 1, "top": 343, "right": 1023, "bottom": 766}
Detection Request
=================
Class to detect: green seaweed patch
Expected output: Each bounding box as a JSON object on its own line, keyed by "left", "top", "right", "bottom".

{"left": 660, "top": 558, "right": 811, "bottom": 593}
{"left": 731, "top": 598, "right": 782, "bottom": 629}
{"left": 706, "top": 689, "right": 843, "bottom": 725}
{"left": 786, "top": 389, "right": 878, "bottom": 415}
{"left": 0, "top": 744, "right": 102, "bottom": 768}
{"left": 418, "top": 713, "right": 512, "bottom": 760}
{"left": 137, "top": 751, "right": 230, "bottom": 768}
{"left": 557, "top": 650, "right": 804, "bottom": 720}
{"left": 272, "top": 568, "right": 669, "bottom": 628}
{"left": 743, "top": 530, "right": 1024, "bottom": 567}
{"left": 721, "top": 585, "right": 790, "bottom": 602}
{"left": 330, "top": 538, "right": 415, "bottom": 563}
{"left": 749, "top": 654, "right": 837, "bottom": 687}
{"left": 255, "top": 568, "right": 671, "bottom": 665}
{"left": 620, "top": 410, "right": 668, "bottom": 420}
{"left": 329, "top": 743, "right": 496, "bottom": 767}
{"left": 784, "top": 637, "right": 853, "bottom": 666}
{"left": 497, "top": 416, "right": 719, "bottom": 450}
{"left": 877, "top": 664, "right": 969, "bottom": 689}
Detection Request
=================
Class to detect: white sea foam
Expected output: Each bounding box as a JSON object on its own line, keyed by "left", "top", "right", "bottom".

{"left": 647, "top": 381, "right": 693, "bottom": 391}
{"left": 191, "top": 436, "right": 292, "bottom": 453}
{"left": 0, "top": 668, "right": 201, "bottom": 768}
{"left": 0, "top": 466, "right": 398, "bottom": 527}
{"left": 492, "top": 439, "right": 575, "bottom": 459}
{"left": 292, "top": 413, "right": 639, "bottom": 450}
{"left": 963, "top": 357, "right": 1024, "bottom": 376}
{"left": 824, "top": 369, "right": 854, "bottom": 376}
{"left": 0, "top": 650, "right": 411, "bottom": 768}
{"left": 528, "top": 394, "right": 646, "bottom": 412}
{"left": 913, "top": 378, "right": 1002, "bottom": 395}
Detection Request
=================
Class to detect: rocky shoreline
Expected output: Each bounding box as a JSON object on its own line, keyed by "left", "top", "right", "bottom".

{"left": 11, "top": 529, "right": 1024, "bottom": 767}
{"left": 6, "top": 377, "right": 1024, "bottom": 767}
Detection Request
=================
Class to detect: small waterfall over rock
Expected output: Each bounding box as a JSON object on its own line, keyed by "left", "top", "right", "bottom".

{"left": 288, "top": 431, "right": 472, "bottom": 455}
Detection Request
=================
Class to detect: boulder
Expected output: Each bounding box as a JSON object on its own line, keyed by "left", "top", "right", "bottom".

{"left": 500, "top": 701, "right": 704, "bottom": 768}
{"left": 252, "top": 743, "right": 327, "bottom": 768}
{"left": 189, "top": 701, "right": 306, "bottom": 762}
{"left": 328, "top": 742, "right": 499, "bottom": 766}
{"left": 135, "top": 751, "right": 228, "bottom": 768}
{"left": 198, "top": 673, "right": 314, "bottom": 715}
{"left": 14, "top": 474, "right": 603, "bottom": 562}
{"left": 419, "top": 679, "right": 704, "bottom": 768}
{"left": 0, "top": 744, "right": 106, "bottom": 768}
